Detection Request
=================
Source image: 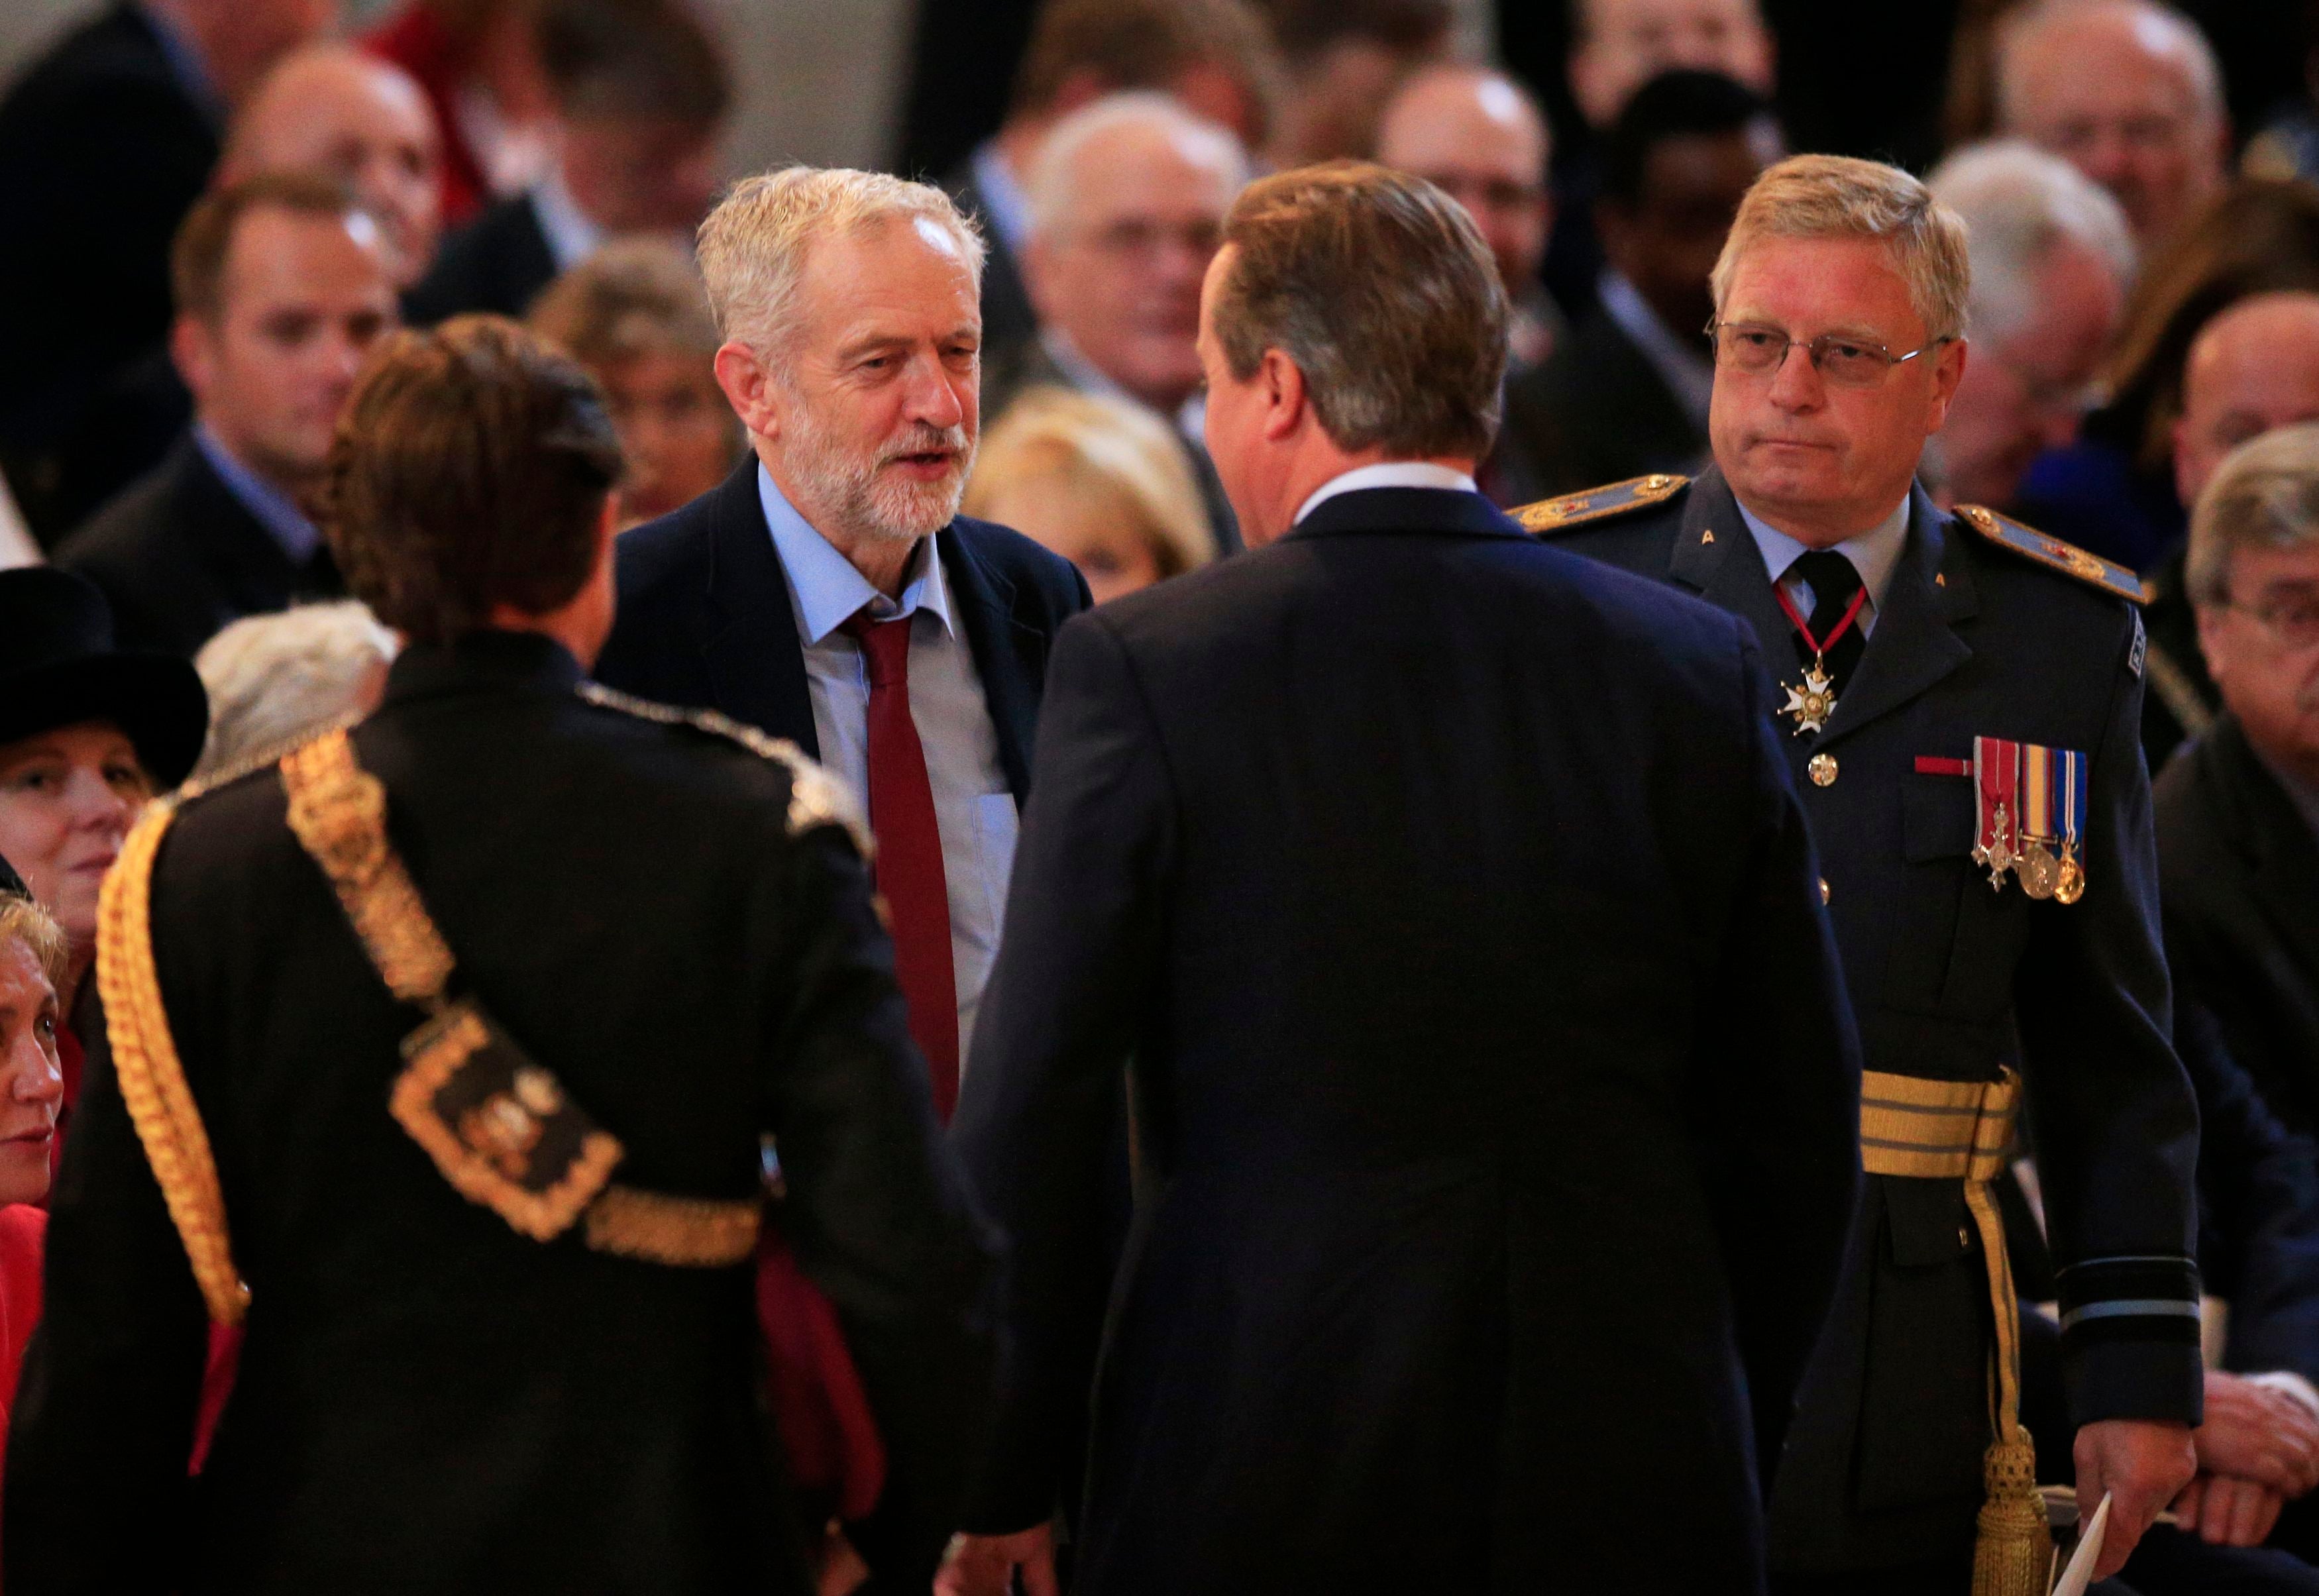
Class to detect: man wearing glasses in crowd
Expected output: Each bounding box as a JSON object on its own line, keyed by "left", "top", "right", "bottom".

{"left": 1528, "top": 154, "right": 2205, "bottom": 1591}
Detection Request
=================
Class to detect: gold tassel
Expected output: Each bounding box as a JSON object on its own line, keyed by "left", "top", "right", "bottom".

{"left": 1971, "top": 1426, "right": 2053, "bottom": 1596}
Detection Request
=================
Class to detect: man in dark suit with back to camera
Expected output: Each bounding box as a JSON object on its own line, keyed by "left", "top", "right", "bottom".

{"left": 942, "top": 161, "right": 1863, "bottom": 1596}
{"left": 5, "top": 316, "right": 996, "bottom": 1594}
{"left": 596, "top": 168, "right": 1088, "bottom": 1124}
{"left": 1528, "top": 152, "right": 2206, "bottom": 1591}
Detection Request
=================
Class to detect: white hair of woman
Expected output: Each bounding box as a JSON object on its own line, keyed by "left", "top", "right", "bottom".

{"left": 191, "top": 602, "right": 400, "bottom": 780}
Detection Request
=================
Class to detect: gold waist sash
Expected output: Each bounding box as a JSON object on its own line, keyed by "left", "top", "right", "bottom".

{"left": 1859, "top": 1069, "right": 2050, "bottom": 1595}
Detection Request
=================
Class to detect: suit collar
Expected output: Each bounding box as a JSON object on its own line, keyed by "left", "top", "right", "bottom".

{"left": 171, "top": 437, "right": 326, "bottom": 610}
{"left": 1285, "top": 486, "right": 1525, "bottom": 541}
{"left": 385, "top": 629, "right": 582, "bottom": 705}
{"left": 695, "top": 458, "right": 1042, "bottom": 800}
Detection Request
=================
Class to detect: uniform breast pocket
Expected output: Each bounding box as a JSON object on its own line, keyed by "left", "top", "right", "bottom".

{"left": 1882, "top": 778, "right": 2029, "bottom": 1020}
{"left": 974, "top": 792, "right": 1020, "bottom": 935}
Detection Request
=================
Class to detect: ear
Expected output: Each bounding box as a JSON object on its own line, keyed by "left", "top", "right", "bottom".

{"left": 2195, "top": 584, "right": 2241, "bottom": 683}
{"left": 712, "top": 340, "right": 780, "bottom": 443}
{"left": 170, "top": 314, "right": 213, "bottom": 403}
{"left": 1260, "top": 348, "right": 1307, "bottom": 443}
{"left": 1923, "top": 337, "right": 1968, "bottom": 433}
{"left": 2172, "top": 415, "right": 2199, "bottom": 510}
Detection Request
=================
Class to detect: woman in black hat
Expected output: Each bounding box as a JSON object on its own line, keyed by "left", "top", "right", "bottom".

{"left": 0, "top": 566, "right": 207, "bottom": 1126}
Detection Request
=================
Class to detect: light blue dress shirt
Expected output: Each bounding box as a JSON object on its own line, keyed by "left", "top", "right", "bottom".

{"left": 194, "top": 426, "right": 323, "bottom": 566}
{"left": 1739, "top": 494, "right": 1912, "bottom": 639}
{"left": 757, "top": 464, "right": 1016, "bottom": 1066}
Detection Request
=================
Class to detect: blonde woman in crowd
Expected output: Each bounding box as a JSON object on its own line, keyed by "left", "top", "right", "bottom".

{"left": 529, "top": 237, "right": 742, "bottom": 526}
{"left": 964, "top": 386, "right": 1216, "bottom": 604}
{"left": 191, "top": 602, "right": 401, "bottom": 782}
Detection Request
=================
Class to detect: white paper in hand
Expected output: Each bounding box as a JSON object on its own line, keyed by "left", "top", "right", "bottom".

{"left": 2051, "top": 1491, "right": 2113, "bottom": 1596}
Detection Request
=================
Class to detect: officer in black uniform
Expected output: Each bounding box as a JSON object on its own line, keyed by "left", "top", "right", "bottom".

{"left": 1527, "top": 155, "right": 2204, "bottom": 1592}
{"left": 5, "top": 317, "right": 997, "bottom": 1596}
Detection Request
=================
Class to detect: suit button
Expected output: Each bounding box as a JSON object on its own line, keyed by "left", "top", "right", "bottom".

{"left": 1819, "top": 878, "right": 1831, "bottom": 905}
{"left": 1807, "top": 753, "right": 1838, "bottom": 786}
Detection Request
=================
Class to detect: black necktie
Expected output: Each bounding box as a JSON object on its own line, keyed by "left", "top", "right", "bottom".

{"left": 1787, "top": 550, "right": 1868, "bottom": 700}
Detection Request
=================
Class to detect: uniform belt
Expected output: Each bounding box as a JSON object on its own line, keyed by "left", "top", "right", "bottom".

{"left": 1859, "top": 1069, "right": 2050, "bottom": 1595}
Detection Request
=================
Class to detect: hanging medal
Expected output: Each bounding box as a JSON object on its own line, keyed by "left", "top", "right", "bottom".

{"left": 1971, "top": 737, "right": 2089, "bottom": 902}
{"left": 1774, "top": 580, "right": 1867, "bottom": 737}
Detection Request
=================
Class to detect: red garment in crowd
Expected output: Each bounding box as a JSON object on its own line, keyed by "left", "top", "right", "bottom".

{"left": 361, "top": 4, "right": 492, "bottom": 228}
{"left": 0, "top": 1203, "right": 49, "bottom": 1509}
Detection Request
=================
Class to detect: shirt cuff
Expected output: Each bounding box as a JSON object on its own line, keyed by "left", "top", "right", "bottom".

{"left": 2245, "top": 1370, "right": 2319, "bottom": 1423}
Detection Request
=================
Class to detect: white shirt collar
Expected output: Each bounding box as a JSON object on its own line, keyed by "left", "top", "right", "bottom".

{"left": 1293, "top": 462, "right": 1480, "bottom": 526}
{"left": 1737, "top": 493, "right": 1913, "bottom": 615}
{"left": 1597, "top": 268, "right": 1714, "bottom": 430}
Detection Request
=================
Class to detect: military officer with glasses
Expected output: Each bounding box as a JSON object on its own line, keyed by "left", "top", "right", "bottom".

{"left": 1523, "top": 154, "right": 2205, "bottom": 1593}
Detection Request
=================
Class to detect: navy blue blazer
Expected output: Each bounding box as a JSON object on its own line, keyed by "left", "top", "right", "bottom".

{"left": 592, "top": 458, "right": 1091, "bottom": 800}
{"left": 955, "top": 485, "right": 1862, "bottom": 1593}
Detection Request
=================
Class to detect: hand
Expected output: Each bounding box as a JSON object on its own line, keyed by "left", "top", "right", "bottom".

{"left": 2194, "top": 1372, "right": 2319, "bottom": 1497}
{"left": 936, "top": 1523, "right": 1057, "bottom": 1596}
{"left": 2076, "top": 1418, "right": 2198, "bottom": 1579}
{"left": 2173, "top": 1472, "right": 2287, "bottom": 1547}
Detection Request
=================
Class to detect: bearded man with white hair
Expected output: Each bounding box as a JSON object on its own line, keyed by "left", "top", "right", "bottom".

{"left": 596, "top": 168, "right": 1091, "bottom": 1121}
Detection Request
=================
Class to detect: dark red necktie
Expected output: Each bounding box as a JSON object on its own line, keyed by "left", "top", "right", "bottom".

{"left": 841, "top": 612, "right": 960, "bottom": 1122}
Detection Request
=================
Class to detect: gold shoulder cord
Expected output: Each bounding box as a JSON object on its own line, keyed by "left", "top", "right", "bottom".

{"left": 280, "top": 729, "right": 758, "bottom": 1269}
{"left": 96, "top": 799, "right": 250, "bottom": 1326}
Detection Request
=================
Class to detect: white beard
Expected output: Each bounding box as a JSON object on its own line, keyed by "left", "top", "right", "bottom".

{"left": 784, "top": 407, "right": 976, "bottom": 546}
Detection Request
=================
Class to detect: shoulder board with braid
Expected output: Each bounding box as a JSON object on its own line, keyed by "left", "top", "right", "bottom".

{"left": 575, "top": 683, "right": 872, "bottom": 859}
{"left": 1953, "top": 504, "right": 2145, "bottom": 604}
{"left": 1515, "top": 472, "right": 1691, "bottom": 535}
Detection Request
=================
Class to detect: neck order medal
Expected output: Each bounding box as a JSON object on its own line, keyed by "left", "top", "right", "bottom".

{"left": 1773, "top": 574, "right": 1866, "bottom": 738}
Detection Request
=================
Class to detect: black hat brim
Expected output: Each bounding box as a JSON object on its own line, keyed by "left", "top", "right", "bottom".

{"left": 0, "top": 653, "right": 209, "bottom": 790}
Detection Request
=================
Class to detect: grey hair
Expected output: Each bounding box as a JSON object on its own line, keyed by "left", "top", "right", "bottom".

{"left": 1930, "top": 140, "right": 2136, "bottom": 344}
{"left": 1712, "top": 153, "right": 1972, "bottom": 343}
{"left": 1997, "top": 0, "right": 2225, "bottom": 129}
{"left": 2188, "top": 421, "right": 2319, "bottom": 607}
{"left": 1024, "top": 91, "right": 1251, "bottom": 240}
{"left": 192, "top": 602, "right": 399, "bottom": 780}
{"left": 696, "top": 166, "right": 987, "bottom": 354}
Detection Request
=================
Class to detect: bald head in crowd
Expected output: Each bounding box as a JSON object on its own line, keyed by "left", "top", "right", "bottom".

{"left": 1567, "top": 0, "right": 1774, "bottom": 129}
{"left": 2175, "top": 294, "right": 2319, "bottom": 507}
{"left": 1376, "top": 67, "right": 1552, "bottom": 313}
{"left": 1998, "top": 0, "right": 2228, "bottom": 252}
{"left": 225, "top": 46, "right": 445, "bottom": 290}
{"left": 1023, "top": 93, "right": 1250, "bottom": 417}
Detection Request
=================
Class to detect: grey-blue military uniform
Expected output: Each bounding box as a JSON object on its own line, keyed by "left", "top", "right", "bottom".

{"left": 1528, "top": 466, "right": 2204, "bottom": 1575}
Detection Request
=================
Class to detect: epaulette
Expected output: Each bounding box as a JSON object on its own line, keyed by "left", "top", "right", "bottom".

{"left": 576, "top": 682, "right": 873, "bottom": 859}
{"left": 1953, "top": 504, "right": 2145, "bottom": 604}
{"left": 1515, "top": 472, "right": 1690, "bottom": 535}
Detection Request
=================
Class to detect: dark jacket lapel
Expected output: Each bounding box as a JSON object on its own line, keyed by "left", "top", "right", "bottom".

{"left": 941, "top": 523, "right": 1040, "bottom": 802}
{"left": 698, "top": 462, "right": 819, "bottom": 757}
{"left": 176, "top": 439, "right": 307, "bottom": 615}
{"left": 1815, "top": 486, "right": 1976, "bottom": 749}
{"left": 1669, "top": 468, "right": 1796, "bottom": 663}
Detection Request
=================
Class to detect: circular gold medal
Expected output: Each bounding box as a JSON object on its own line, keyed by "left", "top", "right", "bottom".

{"left": 2018, "top": 841, "right": 2058, "bottom": 900}
{"left": 2054, "top": 857, "right": 2085, "bottom": 904}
